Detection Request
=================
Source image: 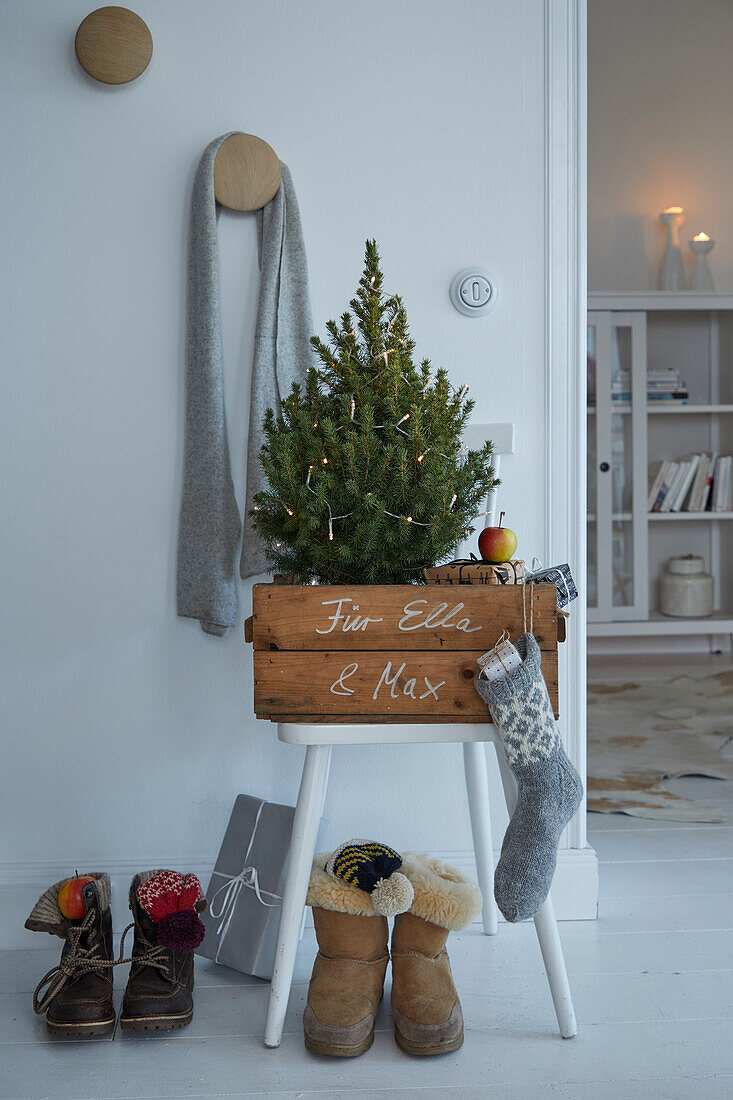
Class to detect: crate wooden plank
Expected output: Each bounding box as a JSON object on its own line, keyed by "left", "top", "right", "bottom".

{"left": 259, "top": 713, "right": 490, "bottom": 724}
{"left": 253, "top": 649, "right": 558, "bottom": 720}
{"left": 251, "top": 584, "right": 557, "bottom": 652}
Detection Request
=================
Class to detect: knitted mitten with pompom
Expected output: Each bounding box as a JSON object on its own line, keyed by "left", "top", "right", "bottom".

{"left": 324, "top": 840, "right": 414, "bottom": 917}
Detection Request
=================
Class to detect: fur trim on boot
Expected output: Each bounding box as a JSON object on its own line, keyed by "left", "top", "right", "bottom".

{"left": 401, "top": 853, "right": 482, "bottom": 931}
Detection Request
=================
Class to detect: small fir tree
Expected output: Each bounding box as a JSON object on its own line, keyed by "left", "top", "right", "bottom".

{"left": 251, "top": 240, "right": 497, "bottom": 584}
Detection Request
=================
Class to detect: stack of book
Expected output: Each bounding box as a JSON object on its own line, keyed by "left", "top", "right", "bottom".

{"left": 646, "top": 368, "right": 689, "bottom": 403}
{"left": 610, "top": 367, "right": 689, "bottom": 405}
{"left": 648, "top": 453, "right": 733, "bottom": 512}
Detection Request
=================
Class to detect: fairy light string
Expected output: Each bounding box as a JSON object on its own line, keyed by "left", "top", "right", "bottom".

{"left": 274, "top": 387, "right": 473, "bottom": 541}
{"left": 272, "top": 384, "right": 478, "bottom": 542}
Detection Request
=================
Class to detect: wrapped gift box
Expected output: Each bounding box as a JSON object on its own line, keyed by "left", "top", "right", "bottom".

{"left": 527, "top": 562, "right": 578, "bottom": 608}
{"left": 423, "top": 558, "right": 525, "bottom": 586}
{"left": 197, "top": 794, "right": 323, "bottom": 980}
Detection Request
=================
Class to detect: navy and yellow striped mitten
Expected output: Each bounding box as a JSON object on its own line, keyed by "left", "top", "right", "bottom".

{"left": 325, "top": 840, "right": 414, "bottom": 917}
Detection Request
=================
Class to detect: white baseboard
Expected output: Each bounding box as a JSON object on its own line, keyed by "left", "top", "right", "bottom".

{"left": 0, "top": 847, "right": 598, "bottom": 953}
{"left": 435, "top": 846, "right": 599, "bottom": 923}
{"left": 552, "top": 846, "right": 600, "bottom": 919}
{"left": 589, "top": 635, "right": 724, "bottom": 656}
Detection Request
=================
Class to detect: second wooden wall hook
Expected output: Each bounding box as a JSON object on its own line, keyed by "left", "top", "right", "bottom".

{"left": 214, "top": 133, "right": 281, "bottom": 212}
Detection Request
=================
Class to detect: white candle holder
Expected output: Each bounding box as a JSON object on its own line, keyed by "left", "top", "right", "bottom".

{"left": 689, "top": 234, "right": 715, "bottom": 292}
{"left": 659, "top": 207, "right": 685, "bottom": 290}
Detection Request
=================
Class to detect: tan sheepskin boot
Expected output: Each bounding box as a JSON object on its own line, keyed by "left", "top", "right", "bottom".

{"left": 391, "top": 853, "right": 482, "bottom": 1056}
{"left": 303, "top": 854, "right": 390, "bottom": 1057}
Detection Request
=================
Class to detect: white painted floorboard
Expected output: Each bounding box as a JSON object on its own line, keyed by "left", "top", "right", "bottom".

{"left": 2, "top": 657, "right": 733, "bottom": 1098}
{"left": 4, "top": 804, "right": 733, "bottom": 1100}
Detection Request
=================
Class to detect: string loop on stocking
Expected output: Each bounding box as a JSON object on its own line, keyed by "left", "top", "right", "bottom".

{"left": 491, "top": 629, "right": 516, "bottom": 675}
{"left": 481, "top": 629, "right": 513, "bottom": 674}
{"left": 522, "top": 578, "right": 535, "bottom": 635}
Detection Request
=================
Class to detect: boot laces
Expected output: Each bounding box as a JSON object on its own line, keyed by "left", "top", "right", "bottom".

{"left": 32, "top": 910, "right": 168, "bottom": 1015}
{"left": 119, "top": 921, "right": 170, "bottom": 980}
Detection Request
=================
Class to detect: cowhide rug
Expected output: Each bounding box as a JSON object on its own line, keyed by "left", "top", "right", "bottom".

{"left": 587, "top": 670, "right": 733, "bottom": 822}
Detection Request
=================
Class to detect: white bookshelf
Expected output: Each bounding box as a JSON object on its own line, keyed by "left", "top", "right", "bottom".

{"left": 649, "top": 404, "right": 733, "bottom": 414}
{"left": 587, "top": 293, "right": 733, "bottom": 639}
{"left": 648, "top": 512, "right": 733, "bottom": 521}
{"left": 590, "top": 292, "right": 733, "bottom": 311}
{"left": 589, "top": 612, "right": 733, "bottom": 637}
{"left": 589, "top": 404, "right": 733, "bottom": 415}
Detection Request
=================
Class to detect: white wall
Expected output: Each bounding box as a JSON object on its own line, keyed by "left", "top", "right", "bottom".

{"left": 589, "top": 0, "right": 733, "bottom": 292}
{"left": 0, "top": 0, "right": 587, "bottom": 945}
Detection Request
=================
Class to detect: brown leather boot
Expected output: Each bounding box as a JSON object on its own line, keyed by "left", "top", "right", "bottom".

{"left": 119, "top": 872, "right": 199, "bottom": 1032}
{"left": 391, "top": 853, "right": 482, "bottom": 1056}
{"left": 26, "top": 874, "right": 116, "bottom": 1037}
{"left": 303, "top": 854, "right": 390, "bottom": 1057}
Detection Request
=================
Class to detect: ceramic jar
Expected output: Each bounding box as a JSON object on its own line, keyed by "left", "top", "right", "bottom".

{"left": 659, "top": 555, "right": 714, "bottom": 618}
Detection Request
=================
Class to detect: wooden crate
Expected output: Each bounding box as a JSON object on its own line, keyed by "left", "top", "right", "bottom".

{"left": 246, "top": 583, "right": 562, "bottom": 723}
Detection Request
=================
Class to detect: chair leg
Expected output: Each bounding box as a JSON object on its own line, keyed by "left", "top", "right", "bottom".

{"left": 491, "top": 739, "right": 578, "bottom": 1038}
{"left": 298, "top": 750, "right": 332, "bottom": 943}
{"left": 533, "top": 895, "right": 578, "bottom": 1038}
{"left": 264, "top": 743, "right": 332, "bottom": 1049}
{"left": 492, "top": 737, "right": 518, "bottom": 815}
{"left": 462, "top": 741, "right": 498, "bottom": 935}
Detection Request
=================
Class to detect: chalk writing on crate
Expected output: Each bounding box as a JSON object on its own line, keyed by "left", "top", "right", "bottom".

{"left": 330, "top": 659, "right": 446, "bottom": 702}
{"left": 315, "top": 597, "right": 483, "bottom": 636}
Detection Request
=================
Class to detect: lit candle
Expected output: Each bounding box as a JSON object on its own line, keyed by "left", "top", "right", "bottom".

{"left": 688, "top": 231, "right": 716, "bottom": 291}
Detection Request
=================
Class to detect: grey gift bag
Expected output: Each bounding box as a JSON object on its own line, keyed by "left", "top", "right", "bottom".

{"left": 197, "top": 794, "right": 321, "bottom": 980}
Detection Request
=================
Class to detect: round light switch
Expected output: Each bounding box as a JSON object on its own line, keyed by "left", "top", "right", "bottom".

{"left": 450, "top": 269, "right": 497, "bottom": 317}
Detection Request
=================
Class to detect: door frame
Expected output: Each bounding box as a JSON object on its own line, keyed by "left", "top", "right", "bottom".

{"left": 544, "top": 0, "right": 589, "bottom": 853}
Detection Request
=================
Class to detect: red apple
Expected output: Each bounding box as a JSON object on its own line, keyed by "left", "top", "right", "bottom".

{"left": 58, "top": 875, "right": 94, "bottom": 920}
{"left": 478, "top": 511, "right": 518, "bottom": 563}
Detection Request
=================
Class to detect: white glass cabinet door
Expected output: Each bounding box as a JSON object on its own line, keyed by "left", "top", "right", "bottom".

{"left": 587, "top": 322, "right": 599, "bottom": 612}
{"left": 588, "top": 311, "right": 648, "bottom": 622}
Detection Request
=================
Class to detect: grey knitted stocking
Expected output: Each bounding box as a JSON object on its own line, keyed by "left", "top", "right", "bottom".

{"left": 474, "top": 633, "right": 583, "bottom": 922}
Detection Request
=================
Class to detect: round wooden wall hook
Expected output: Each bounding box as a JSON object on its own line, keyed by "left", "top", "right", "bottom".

{"left": 75, "top": 6, "right": 153, "bottom": 85}
{"left": 214, "top": 133, "right": 282, "bottom": 212}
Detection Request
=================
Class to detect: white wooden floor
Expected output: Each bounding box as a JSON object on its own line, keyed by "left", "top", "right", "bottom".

{"left": 3, "top": 655, "right": 732, "bottom": 1099}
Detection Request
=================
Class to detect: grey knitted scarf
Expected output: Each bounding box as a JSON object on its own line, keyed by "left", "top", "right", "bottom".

{"left": 176, "top": 134, "right": 314, "bottom": 636}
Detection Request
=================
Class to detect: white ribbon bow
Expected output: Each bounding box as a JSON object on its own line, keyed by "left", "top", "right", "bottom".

{"left": 207, "top": 800, "right": 283, "bottom": 963}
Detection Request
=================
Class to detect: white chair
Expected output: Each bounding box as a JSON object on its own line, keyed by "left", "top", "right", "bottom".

{"left": 262, "top": 423, "right": 577, "bottom": 1048}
